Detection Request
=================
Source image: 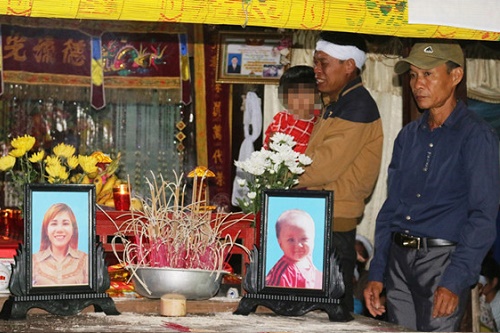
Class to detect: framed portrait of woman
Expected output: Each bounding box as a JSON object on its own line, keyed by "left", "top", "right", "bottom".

{"left": 24, "top": 184, "right": 96, "bottom": 294}
{"left": 0, "top": 184, "right": 119, "bottom": 319}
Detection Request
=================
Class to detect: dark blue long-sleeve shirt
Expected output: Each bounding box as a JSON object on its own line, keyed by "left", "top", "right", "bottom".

{"left": 368, "top": 100, "right": 500, "bottom": 295}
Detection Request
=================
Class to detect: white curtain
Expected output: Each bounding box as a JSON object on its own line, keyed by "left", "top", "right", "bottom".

{"left": 358, "top": 54, "right": 403, "bottom": 244}
{"left": 231, "top": 91, "right": 263, "bottom": 206}
{"left": 466, "top": 58, "right": 500, "bottom": 104}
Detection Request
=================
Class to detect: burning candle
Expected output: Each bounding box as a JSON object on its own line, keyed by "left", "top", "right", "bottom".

{"left": 113, "top": 184, "right": 131, "bottom": 211}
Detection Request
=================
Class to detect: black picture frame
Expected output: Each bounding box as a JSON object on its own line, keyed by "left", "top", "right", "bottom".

{"left": 259, "top": 189, "right": 331, "bottom": 297}
{"left": 235, "top": 189, "right": 353, "bottom": 322}
{"left": 25, "top": 184, "right": 96, "bottom": 294}
{"left": 0, "top": 184, "right": 119, "bottom": 320}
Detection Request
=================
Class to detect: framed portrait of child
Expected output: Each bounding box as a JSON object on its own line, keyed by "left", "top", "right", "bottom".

{"left": 259, "top": 189, "right": 333, "bottom": 298}
{"left": 233, "top": 189, "right": 352, "bottom": 321}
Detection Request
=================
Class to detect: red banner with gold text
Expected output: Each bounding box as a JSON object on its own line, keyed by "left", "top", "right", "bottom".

{"left": 0, "top": 25, "right": 190, "bottom": 108}
{"left": 203, "top": 26, "right": 232, "bottom": 208}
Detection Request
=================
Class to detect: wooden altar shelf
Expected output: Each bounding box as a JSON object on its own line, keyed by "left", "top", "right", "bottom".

{"left": 95, "top": 210, "right": 256, "bottom": 275}
{"left": 0, "top": 296, "right": 414, "bottom": 332}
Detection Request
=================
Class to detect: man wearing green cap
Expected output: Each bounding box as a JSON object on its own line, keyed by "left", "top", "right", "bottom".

{"left": 364, "top": 42, "right": 500, "bottom": 331}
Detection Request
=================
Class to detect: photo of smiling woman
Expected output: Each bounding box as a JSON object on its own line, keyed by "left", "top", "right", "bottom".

{"left": 32, "top": 203, "right": 88, "bottom": 287}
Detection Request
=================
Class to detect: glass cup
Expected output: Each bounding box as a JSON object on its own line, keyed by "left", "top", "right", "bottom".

{"left": 113, "top": 184, "right": 131, "bottom": 211}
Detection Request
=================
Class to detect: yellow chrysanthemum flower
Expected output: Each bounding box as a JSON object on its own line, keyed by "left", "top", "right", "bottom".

{"left": 29, "top": 150, "right": 45, "bottom": 163}
{"left": 9, "top": 149, "right": 26, "bottom": 158}
{"left": 91, "top": 151, "right": 112, "bottom": 163}
{"left": 78, "top": 155, "right": 99, "bottom": 174}
{"left": 67, "top": 155, "right": 79, "bottom": 170}
{"left": 45, "top": 163, "right": 69, "bottom": 182}
{"left": 45, "top": 155, "right": 61, "bottom": 166}
{"left": 11, "top": 135, "right": 35, "bottom": 152}
{"left": 0, "top": 155, "right": 16, "bottom": 171}
{"left": 53, "top": 143, "right": 76, "bottom": 159}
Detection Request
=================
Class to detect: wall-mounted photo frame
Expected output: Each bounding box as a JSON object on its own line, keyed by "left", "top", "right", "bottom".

{"left": 259, "top": 189, "right": 332, "bottom": 297}
{"left": 0, "top": 184, "right": 119, "bottom": 319}
{"left": 216, "top": 31, "right": 293, "bottom": 84}
{"left": 26, "top": 184, "right": 95, "bottom": 294}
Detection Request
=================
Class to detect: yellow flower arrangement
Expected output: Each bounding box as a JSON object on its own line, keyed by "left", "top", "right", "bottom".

{"left": 0, "top": 134, "right": 121, "bottom": 206}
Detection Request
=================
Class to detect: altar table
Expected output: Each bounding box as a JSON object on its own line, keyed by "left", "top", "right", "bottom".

{"left": 0, "top": 297, "right": 415, "bottom": 332}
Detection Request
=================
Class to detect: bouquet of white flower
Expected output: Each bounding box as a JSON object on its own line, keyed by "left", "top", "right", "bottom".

{"left": 234, "top": 133, "right": 313, "bottom": 214}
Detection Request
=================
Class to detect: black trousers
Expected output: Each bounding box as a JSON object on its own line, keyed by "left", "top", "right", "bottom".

{"left": 332, "top": 229, "right": 356, "bottom": 312}
{"left": 386, "top": 242, "right": 470, "bottom": 332}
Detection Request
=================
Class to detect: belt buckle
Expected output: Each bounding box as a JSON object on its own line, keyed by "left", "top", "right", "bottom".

{"left": 402, "top": 234, "right": 421, "bottom": 249}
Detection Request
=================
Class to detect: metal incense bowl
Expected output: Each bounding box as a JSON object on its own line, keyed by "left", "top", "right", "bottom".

{"left": 130, "top": 267, "right": 226, "bottom": 300}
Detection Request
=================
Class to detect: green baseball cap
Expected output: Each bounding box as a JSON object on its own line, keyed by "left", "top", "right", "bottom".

{"left": 394, "top": 43, "right": 464, "bottom": 74}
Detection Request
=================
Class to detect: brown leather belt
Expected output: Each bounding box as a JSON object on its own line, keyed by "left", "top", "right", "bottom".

{"left": 393, "top": 232, "right": 456, "bottom": 249}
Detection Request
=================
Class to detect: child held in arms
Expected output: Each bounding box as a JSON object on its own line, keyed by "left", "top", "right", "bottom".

{"left": 266, "top": 209, "right": 322, "bottom": 289}
{"left": 264, "top": 65, "right": 321, "bottom": 154}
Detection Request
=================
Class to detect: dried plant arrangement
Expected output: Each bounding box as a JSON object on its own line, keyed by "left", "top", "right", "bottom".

{"left": 103, "top": 171, "right": 252, "bottom": 294}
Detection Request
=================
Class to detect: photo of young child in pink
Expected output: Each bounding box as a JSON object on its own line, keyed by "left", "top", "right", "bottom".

{"left": 265, "top": 209, "right": 323, "bottom": 289}
{"left": 263, "top": 65, "right": 321, "bottom": 154}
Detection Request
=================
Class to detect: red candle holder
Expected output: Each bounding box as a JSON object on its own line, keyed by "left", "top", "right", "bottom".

{"left": 113, "top": 184, "right": 131, "bottom": 211}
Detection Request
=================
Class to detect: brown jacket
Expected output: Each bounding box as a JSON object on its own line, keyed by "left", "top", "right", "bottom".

{"left": 298, "top": 78, "right": 383, "bottom": 232}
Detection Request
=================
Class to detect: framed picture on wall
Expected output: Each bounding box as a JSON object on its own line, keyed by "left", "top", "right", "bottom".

{"left": 216, "top": 31, "right": 293, "bottom": 84}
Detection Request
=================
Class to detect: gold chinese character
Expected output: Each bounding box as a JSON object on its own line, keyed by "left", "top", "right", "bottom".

{"left": 209, "top": 55, "right": 217, "bottom": 68}
{"left": 212, "top": 149, "right": 223, "bottom": 164}
{"left": 212, "top": 101, "right": 222, "bottom": 118}
{"left": 62, "top": 39, "right": 86, "bottom": 66}
{"left": 215, "top": 171, "right": 225, "bottom": 187}
{"left": 33, "top": 37, "right": 56, "bottom": 64}
{"left": 212, "top": 124, "right": 222, "bottom": 141}
{"left": 4, "top": 35, "right": 27, "bottom": 62}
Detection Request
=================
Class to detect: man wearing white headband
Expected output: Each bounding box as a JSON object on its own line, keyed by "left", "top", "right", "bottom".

{"left": 297, "top": 31, "right": 383, "bottom": 313}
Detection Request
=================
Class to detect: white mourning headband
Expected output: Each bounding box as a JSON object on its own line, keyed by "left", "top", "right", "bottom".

{"left": 316, "top": 39, "right": 367, "bottom": 70}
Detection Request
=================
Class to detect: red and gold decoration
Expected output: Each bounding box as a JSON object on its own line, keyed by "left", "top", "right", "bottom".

{"left": 0, "top": 24, "right": 191, "bottom": 109}
{"left": 199, "top": 25, "right": 232, "bottom": 205}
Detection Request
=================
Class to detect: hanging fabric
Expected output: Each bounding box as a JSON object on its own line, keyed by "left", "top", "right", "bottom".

{"left": 231, "top": 91, "right": 262, "bottom": 207}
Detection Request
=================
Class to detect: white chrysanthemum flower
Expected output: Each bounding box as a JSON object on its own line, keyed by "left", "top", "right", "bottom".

{"left": 233, "top": 133, "right": 313, "bottom": 213}
{"left": 298, "top": 154, "right": 313, "bottom": 165}
{"left": 271, "top": 132, "right": 296, "bottom": 147}
{"left": 289, "top": 165, "right": 305, "bottom": 174}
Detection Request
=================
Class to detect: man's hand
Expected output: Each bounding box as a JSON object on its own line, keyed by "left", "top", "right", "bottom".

{"left": 364, "top": 281, "right": 386, "bottom": 317}
{"left": 433, "top": 286, "right": 458, "bottom": 318}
